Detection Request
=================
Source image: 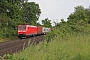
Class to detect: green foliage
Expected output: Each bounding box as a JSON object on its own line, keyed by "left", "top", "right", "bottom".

{"left": 22, "top": 2, "right": 41, "bottom": 25}
{"left": 45, "top": 5, "right": 90, "bottom": 43}
{"left": 42, "top": 18, "right": 52, "bottom": 28}
{"left": 67, "top": 5, "right": 89, "bottom": 25}
{"left": 87, "top": 6, "right": 90, "bottom": 23}
{"left": 4, "top": 54, "right": 28, "bottom": 60}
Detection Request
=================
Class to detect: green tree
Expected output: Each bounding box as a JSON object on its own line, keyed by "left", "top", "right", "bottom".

{"left": 56, "top": 18, "right": 66, "bottom": 27}
{"left": 42, "top": 18, "right": 52, "bottom": 27}
{"left": 22, "top": 2, "right": 41, "bottom": 25}
{"left": 67, "top": 5, "right": 89, "bottom": 25}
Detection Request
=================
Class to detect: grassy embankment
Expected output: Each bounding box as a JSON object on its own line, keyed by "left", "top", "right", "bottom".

{"left": 3, "top": 31, "right": 90, "bottom": 60}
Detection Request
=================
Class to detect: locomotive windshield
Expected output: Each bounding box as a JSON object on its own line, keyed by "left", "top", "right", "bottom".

{"left": 18, "top": 25, "right": 26, "bottom": 30}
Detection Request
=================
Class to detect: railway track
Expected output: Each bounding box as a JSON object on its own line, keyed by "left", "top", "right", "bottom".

{"left": 0, "top": 35, "right": 44, "bottom": 57}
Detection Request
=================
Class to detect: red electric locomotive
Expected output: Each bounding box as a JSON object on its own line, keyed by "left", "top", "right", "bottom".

{"left": 18, "top": 24, "right": 43, "bottom": 38}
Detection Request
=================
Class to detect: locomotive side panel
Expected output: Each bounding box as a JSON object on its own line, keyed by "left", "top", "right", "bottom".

{"left": 26, "top": 25, "right": 37, "bottom": 35}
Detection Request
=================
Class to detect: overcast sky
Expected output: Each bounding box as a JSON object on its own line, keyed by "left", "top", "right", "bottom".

{"left": 28, "top": 0, "right": 90, "bottom": 25}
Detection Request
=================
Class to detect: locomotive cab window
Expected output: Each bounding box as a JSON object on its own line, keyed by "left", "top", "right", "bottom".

{"left": 18, "top": 25, "right": 26, "bottom": 30}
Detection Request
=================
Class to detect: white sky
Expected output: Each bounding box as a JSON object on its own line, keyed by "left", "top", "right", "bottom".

{"left": 28, "top": 0, "right": 90, "bottom": 25}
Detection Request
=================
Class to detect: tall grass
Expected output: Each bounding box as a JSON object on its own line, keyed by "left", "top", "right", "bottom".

{"left": 3, "top": 33, "right": 90, "bottom": 60}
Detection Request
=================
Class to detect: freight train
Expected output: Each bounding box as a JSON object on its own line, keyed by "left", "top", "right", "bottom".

{"left": 18, "top": 24, "right": 51, "bottom": 38}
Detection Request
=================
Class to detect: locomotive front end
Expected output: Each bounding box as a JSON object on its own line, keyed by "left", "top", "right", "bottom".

{"left": 18, "top": 25, "right": 26, "bottom": 37}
